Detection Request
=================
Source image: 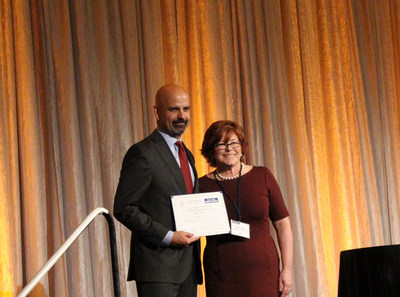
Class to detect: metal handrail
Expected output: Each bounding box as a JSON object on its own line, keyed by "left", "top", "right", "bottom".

{"left": 18, "top": 207, "right": 120, "bottom": 297}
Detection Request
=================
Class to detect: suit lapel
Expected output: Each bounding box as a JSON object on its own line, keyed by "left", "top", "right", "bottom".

{"left": 149, "top": 130, "right": 190, "bottom": 194}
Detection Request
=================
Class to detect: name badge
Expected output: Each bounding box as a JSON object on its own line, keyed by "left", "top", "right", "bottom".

{"left": 230, "top": 220, "right": 250, "bottom": 238}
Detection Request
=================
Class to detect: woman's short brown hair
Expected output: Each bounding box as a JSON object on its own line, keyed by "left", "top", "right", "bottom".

{"left": 201, "top": 120, "right": 247, "bottom": 167}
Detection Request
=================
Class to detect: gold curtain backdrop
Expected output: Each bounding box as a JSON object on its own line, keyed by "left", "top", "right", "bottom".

{"left": 1, "top": 0, "right": 399, "bottom": 296}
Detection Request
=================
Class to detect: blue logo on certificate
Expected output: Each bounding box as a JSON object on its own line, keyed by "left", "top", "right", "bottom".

{"left": 204, "top": 198, "right": 218, "bottom": 203}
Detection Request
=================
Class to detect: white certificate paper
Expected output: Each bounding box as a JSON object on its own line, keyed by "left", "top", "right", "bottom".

{"left": 171, "top": 191, "right": 230, "bottom": 237}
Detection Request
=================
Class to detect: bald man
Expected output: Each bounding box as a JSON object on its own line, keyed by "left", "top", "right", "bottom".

{"left": 114, "top": 84, "right": 203, "bottom": 297}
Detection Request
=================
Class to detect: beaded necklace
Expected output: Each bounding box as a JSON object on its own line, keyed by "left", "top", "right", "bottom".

{"left": 215, "top": 163, "right": 244, "bottom": 180}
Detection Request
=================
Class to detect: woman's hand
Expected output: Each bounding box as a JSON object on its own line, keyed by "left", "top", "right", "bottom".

{"left": 279, "top": 267, "right": 293, "bottom": 296}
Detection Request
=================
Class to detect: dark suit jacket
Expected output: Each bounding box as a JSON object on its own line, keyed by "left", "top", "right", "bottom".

{"left": 113, "top": 130, "right": 203, "bottom": 284}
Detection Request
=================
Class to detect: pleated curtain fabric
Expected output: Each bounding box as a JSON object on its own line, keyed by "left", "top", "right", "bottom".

{"left": 1, "top": 1, "right": 400, "bottom": 296}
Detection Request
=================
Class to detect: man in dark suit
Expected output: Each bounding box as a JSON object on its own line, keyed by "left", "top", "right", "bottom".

{"left": 113, "top": 84, "right": 202, "bottom": 297}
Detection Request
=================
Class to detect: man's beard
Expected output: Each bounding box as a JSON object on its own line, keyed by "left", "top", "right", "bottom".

{"left": 172, "top": 119, "right": 188, "bottom": 136}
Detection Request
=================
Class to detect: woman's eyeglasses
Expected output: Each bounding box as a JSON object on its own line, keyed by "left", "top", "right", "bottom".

{"left": 215, "top": 141, "right": 241, "bottom": 150}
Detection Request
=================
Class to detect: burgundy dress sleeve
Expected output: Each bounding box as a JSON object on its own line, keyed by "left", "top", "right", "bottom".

{"left": 265, "top": 167, "right": 289, "bottom": 222}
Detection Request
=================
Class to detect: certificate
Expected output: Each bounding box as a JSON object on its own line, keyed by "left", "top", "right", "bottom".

{"left": 171, "top": 191, "right": 230, "bottom": 237}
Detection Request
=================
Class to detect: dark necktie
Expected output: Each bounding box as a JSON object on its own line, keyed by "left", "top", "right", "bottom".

{"left": 175, "top": 141, "right": 193, "bottom": 194}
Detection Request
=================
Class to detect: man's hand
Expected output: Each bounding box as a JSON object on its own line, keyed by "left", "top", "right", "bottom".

{"left": 171, "top": 231, "right": 200, "bottom": 247}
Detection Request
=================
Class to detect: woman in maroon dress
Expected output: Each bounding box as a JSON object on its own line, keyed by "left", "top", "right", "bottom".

{"left": 199, "top": 120, "right": 293, "bottom": 297}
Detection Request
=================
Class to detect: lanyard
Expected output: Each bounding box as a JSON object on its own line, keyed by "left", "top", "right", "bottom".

{"left": 214, "top": 168, "right": 242, "bottom": 221}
